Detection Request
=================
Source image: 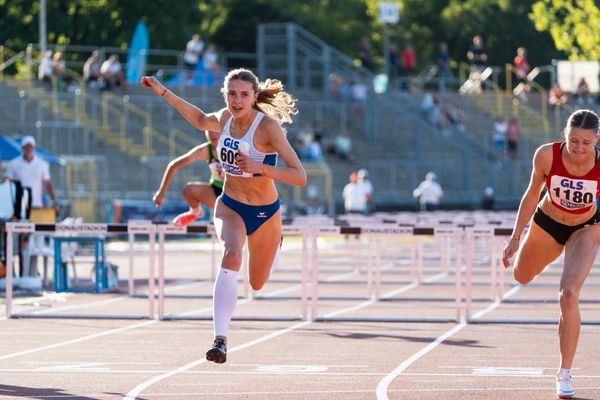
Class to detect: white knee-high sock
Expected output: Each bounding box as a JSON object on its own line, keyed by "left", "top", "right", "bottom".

{"left": 213, "top": 268, "right": 238, "bottom": 338}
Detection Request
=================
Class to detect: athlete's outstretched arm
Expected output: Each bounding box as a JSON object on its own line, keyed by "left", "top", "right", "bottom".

{"left": 153, "top": 144, "right": 210, "bottom": 207}
{"left": 502, "top": 144, "right": 551, "bottom": 267}
{"left": 141, "top": 76, "right": 222, "bottom": 132}
{"left": 236, "top": 119, "right": 306, "bottom": 186}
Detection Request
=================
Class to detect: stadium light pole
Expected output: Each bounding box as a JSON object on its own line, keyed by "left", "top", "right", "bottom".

{"left": 378, "top": 2, "right": 399, "bottom": 79}
{"left": 39, "top": 0, "right": 47, "bottom": 53}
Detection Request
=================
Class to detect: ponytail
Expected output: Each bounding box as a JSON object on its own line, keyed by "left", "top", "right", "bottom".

{"left": 255, "top": 78, "right": 298, "bottom": 126}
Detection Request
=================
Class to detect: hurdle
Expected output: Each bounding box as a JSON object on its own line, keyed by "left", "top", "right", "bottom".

{"left": 156, "top": 223, "right": 310, "bottom": 321}
{"left": 310, "top": 224, "right": 463, "bottom": 323}
{"left": 464, "top": 226, "right": 600, "bottom": 324}
{"left": 4, "top": 221, "right": 155, "bottom": 319}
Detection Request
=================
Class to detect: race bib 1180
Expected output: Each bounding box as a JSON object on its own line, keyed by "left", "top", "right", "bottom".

{"left": 550, "top": 175, "right": 597, "bottom": 210}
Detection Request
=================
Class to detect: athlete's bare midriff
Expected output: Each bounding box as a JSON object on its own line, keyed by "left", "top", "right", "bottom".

{"left": 223, "top": 175, "right": 278, "bottom": 205}
{"left": 539, "top": 194, "right": 598, "bottom": 225}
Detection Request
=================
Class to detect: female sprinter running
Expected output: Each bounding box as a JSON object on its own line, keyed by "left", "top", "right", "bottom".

{"left": 502, "top": 109, "right": 600, "bottom": 399}
{"left": 153, "top": 130, "right": 224, "bottom": 225}
{"left": 142, "top": 68, "right": 306, "bottom": 364}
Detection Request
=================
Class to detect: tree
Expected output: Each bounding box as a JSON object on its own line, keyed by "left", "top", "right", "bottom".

{"left": 529, "top": 0, "right": 600, "bottom": 60}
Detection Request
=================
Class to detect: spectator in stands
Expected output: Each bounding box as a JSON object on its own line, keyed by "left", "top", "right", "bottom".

{"left": 343, "top": 171, "right": 370, "bottom": 214}
{"left": 514, "top": 47, "right": 530, "bottom": 82}
{"left": 387, "top": 42, "right": 400, "bottom": 87}
{"left": 83, "top": 50, "right": 103, "bottom": 89}
{"left": 513, "top": 47, "right": 531, "bottom": 102}
{"left": 334, "top": 129, "right": 355, "bottom": 162}
{"left": 329, "top": 73, "right": 350, "bottom": 101}
{"left": 351, "top": 75, "right": 369, "bottom": 101}
{"left": 356, "top": 168, "right": 374, "bottom": 213}
{"left": 549, "top": 83, "right": 568, "bottom": 107}
{"left": 100, "top": 54, "right": 127, "bottom": 93}
{"left": 183, "top": 34, "right": 205, "bottom": 84}
{"left": 52, "top": 51, "right": 68, "bottom": 91}
{"left": 466, "top": 35, "right": 488, "bottom": 93}
{"left": 493, "top": 116, "right": 508, "bottom": 160}
{"left": 437, "top": 42, "right": 453, "bottom": 90}
{"left": 413, "top": 172, "right": 443, "bottom": 211}
{"left": 467, "top": 35, "right": 487, "bottom": 72}
{"left": 507, "top": 117, "right": 521, "bottom": 160}
{"left": 482, "top": 186, "right": 495, "bottom": 210}
{"left": 445, "top": 102, "right": 467, "bottom": 132}
{"left": 421, "top": 91, "right": 451, "bottom": 134}
{"left": 401, "top": 43, "right": 416, "bottom": 90}
{"left": 300, "top": 184, "right": 326, "bottom": 215}
{"left": 300, "top": 135, "right": 323, "bottom": 162}
{"left": 351, "top": 75, "right": 368, "bottom": 124}
{"left": 152, "top": 130, "right": 224, "bottom": 226}
{"left": 357, "top": 37, "right": 374, "bottom": 72}
{"left": 501, "top": 109, "right": 600, "bottom": 400}
{"left": 420, "top": 92, "right": 437, "bottom": 117}
{"left": 141, "top": 69, "right": 306, "bottom": 365}
{"left": 37, "top": 50, "right": 54, "bottom": 87}
{"left": 575, "top": 77, "right": 594, "bottom": 106}
{"left": 202, "top": 43, "right": 220, "bottom": 81}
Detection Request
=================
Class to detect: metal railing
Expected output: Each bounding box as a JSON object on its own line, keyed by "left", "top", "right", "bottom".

{"left": 257, "top": 23, "right": 374, "bottom": 99}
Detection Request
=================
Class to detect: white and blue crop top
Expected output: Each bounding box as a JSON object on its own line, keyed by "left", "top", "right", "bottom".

{"left": 217, "top": 112, "right": 278, "bottom": 178}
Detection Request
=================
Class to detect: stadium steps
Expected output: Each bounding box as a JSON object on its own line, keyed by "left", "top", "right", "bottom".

{"left": 0, "top": 80, "right": 162, "bottom": 199}
{"left": 464, "top": 91, "right": 550, "bottom": 146}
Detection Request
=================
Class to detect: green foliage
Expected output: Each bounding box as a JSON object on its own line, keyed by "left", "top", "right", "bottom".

{"left": 0, "top": 0, "right": 584, "bottom": 74}
{"left": 529, "top": 0, "right": 600, "bottom": 60}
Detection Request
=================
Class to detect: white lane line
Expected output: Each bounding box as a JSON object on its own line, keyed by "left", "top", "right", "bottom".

{"left": 323, "top": 273, "right": 447, "bottom": 319}
{"left": 375, "top": 285, "right": 521, "bottom": 400}
{"left": 13, "top": 386, "right": 600, "bottom": 399}
{"left": 123, "top": 320, "right": 312, "bottom": 400}
{"left": 0, "top": 301, "right": 219, "bottom": 361}
{"left": 0, "top": 368, "right": 384, "bottom": 376}
{"left": 0, "top": 319, "right": 157, "bottom": 362}
{"left": 31, "top": 296, "right": 129, "bottom": 314}
{"left": 123, "top": 271, "right": 447, "bottom": 399}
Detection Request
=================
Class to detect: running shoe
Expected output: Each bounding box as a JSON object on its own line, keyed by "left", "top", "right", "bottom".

{"left": 172, "top": 209, "right": 204, "bottom": 226}
{"left": 206, "top": 338, "right": 227, "bottom": 364}
{"left": 556, "top": 373, "right": 575, "bottom": 399}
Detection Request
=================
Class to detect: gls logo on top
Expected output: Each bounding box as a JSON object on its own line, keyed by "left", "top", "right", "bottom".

{"left": 560, "top": 179, "right": 584, "bottom": 190}
{"left": 223, "top": 138, "right": 239, "bottom": 151}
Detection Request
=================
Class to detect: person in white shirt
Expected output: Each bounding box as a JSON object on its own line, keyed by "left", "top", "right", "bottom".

{"left": 343, "top": 171, "right": 371, "bottom": 214}
{"left": 493, "top": 117, "right": 508, "bottom": 160}
{"left": 183, "top": 34, "right": 205, "bottom": 83}
{"left": 38, "top": 50, "right": 54, "bottom": 86}
{"left": 413, "top": 172, "right": 443, "bottom": 211}
{"left": 6, "top": 136, "right": 56, "bottom": 210}
{"left": 203, "top": 43, "right": 219, "bottom": 73}
{"left": 7, "top": 135, "right": 57, "bottom": 278}
{"left": 100, "top": 54, "right": 127, "bottom": 92}
{"left": 356, "top": 168, "right": 373, "bottom": 213}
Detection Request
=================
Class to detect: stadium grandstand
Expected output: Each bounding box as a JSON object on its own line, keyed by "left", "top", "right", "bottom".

{"left": 1, "top": 21, "right": 597, "bottom": 222}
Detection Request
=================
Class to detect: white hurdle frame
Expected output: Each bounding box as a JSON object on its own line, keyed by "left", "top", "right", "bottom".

{"left": 465, "top": 226, "right": 600, "bottom": 324}
{"left": 156, "top": 224, "right": 310, "bottom": 321}
{"left": 310, "top": 224, "right": 462, "bottom": 323}
{"left": 4, "top": 221, "right": 155, "bottom": 319}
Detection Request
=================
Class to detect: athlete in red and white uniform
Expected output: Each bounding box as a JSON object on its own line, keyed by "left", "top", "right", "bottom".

{"left": 502, "top": 109, "right": 600, "bottom": 399}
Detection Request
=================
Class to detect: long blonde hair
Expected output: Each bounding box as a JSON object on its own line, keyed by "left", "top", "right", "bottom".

{"left": 222, "top": 68, "right": 298, "bottom": 126}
